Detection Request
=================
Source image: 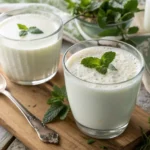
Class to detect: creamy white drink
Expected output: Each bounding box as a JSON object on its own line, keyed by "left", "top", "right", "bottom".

{"left": 63, "top": 43, "right": 144, "bottom": 139}
{"left": 0, "top": 12, "right": 62, "bottom": 85}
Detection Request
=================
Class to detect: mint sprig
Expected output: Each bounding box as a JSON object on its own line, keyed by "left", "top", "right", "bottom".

{"left": 28, "top": 27, "right": 43, "bottom": 34}
{"left": 17, "top": 24, "right": 28, "bottom": 30}
{"left": 65, "top": 0, "right": 141, "bottom": 46}
{"left": 19, "top": 30, "right": 28, "bottom": 37}
{"left": 43, "top": 86, "right": 70, "bottom": 124}
{"left": 17, "top": 24, "right": 43, "bottom": 37}
{"left": 81, "top": 51, "right": 117, "bottom": 75}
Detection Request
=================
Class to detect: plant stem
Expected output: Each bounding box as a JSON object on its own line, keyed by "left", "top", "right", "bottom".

{"left": 116, "top": 25, "right": 126, "bottom": 40}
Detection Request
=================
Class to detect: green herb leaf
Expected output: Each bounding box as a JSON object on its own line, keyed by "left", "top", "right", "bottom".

{"left": 114, "top": 12, "right": 121, "bottom": 22}
{"left": 96, "top": 66, "right": 107, "bottom": 74}
{"left": 128, "top": 26, "right": 139, "bottom": 34}
{"left": 109, "top": 64, "right": 118, "bottom": 71}
{"left": 28, "top": 27, "right": 43, "bottom": 34}
{"left": 101, "top": 51, "right": 116, "bottom": 67}
{"left": 81, "top": 51, "right": 116, "bottom": 75}
{"left": 97, "top": 8, "right": 107, "bottom": 28}
{"left": 121, "top": 12, "right": 134, "bottom": 21}
{"left": 99, "top": 28, "right": 120, "bottom": 37}
{"left": 87, "top": 139, "right": 95, "bottom": 144}
{"left": 44, "top": 85, "right": 70, "bottom": 124}
{"left": 19, "top": 30, "right": 28, "bottom": 37}
{"left": 17, "top": 24, "right": 28, "bottom": 30}
{"left": 100, "top": 0, "right": 109, "bottom": 10}
{"left": 122, "top": 39, "right": 137, "bottom": 47}
{"left": 124, "top": 0, "right": 138, "bottom": 12}
{"left": 81, "top": 57, "right": 100, "bottom": 68}
{"left": 98, "top": 17, "right": 107, "bottom": 28}
{"left": 47, "top": 86, "right": 67, "bottom": 104}
{"left": 88, "top": 1, "right": 102, "bottom": 11}
{"left": 17, "top": 24, "right": 43, "bottom": 37}
{"left": 43, "top": 102, "right": 65, "bottom": 124}
{"left": 65, "top": 0, "right": 76, "bottom": 9}
{"left": 65, "top": 0, "right": 140, "bottom": 45}
{"left": 53, "top": 86, "right": 67, "bottom": 99}
{"left": 59, "top": 105, "right": 70, "bottom": 120}
{"left": 80, "top": 0, "right": 91, "bottom": 7}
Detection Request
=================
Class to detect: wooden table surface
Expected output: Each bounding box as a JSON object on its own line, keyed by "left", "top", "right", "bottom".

{"left": 0, "top": 2, "right": 149, "bottom": 150}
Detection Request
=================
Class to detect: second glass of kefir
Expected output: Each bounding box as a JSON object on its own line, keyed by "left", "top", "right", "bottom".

{"left": 0, "top": 7, "right": 63, "bottom": 85}
{"left": 63, "top": 39, "right": 144, "bottom": 139}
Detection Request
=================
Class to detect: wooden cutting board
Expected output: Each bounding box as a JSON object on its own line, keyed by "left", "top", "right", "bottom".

{"left": 0, "top": 57, "right": 149, "bottom": 150}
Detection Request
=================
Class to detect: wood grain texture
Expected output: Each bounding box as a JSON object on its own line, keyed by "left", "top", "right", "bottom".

{"left": 0, "top": 58, "right": 149, "bottom": 150}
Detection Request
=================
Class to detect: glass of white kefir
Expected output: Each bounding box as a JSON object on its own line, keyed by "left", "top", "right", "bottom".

{"left": 63, "top": 39, "right": 144, "bottom": 139}
{"left": 0, "top": 7, "right": 63, "bottom": 85}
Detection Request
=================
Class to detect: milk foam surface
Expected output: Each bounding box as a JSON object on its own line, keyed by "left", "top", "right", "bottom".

{"left": 67, "top": 46, "right": 141, "bottom": 84}
{"left": 0, "top": 14, "right": 58, "bottom": 40}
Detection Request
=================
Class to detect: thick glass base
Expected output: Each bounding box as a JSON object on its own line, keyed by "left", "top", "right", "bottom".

{"left": 76, "top": 121, "right": 128, "bottom": 139}
{"left": 11, "top": 72, "right": 57, "bottom": 85}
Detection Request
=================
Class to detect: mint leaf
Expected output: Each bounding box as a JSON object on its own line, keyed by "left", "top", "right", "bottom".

{"left": 97, "top": 8, "right": 107, "bottom": 28}
{"left": 109, "top": 64, "right": 118, "bottom": 71}
{"left": 124, "top": 0, "right": 138, "bottom": 12}
{"left": 17, "top": 24, "right": 28, "bottom": 30}
{"left": 88, "top": 1, "right": 102, "bottom": 11}
{"left": 17, "top": 24, "right": 44, "bottom": 37}
{"left": 96, "top": 66, "right": 107, "bottom": 74}
{"left": 99, "top": 28, "right": 120, "bottom": 37}
{"left": 19, "top": 30, "right": 28, "bottom": 37}
{"left": 81, "top": 51, "right": 116, "bottom": 75}
{"left": 114, "top": 12, "right": 121, "bottom": 22}
{"left": 53, "top": 86, "right": 68, "bottom": 100}
{"left": 122, "top": 39, "right": 136, "bottom": 47}
{"left": 47, "top": 86, "right": 67, "bottom": 104}
{"left": 81, "top": 57, "right": 100, "bottom": 68}
{"left": 101, "top": 51, "right": 116, "bottom": 67}
{"left": 121, "top": 12, "right": 134, "bottom": 21}
{"left": 128, "top": 26, "right": 139, "bottom": 34}
{"left": 87, "top": 139, "right": 95, "bottom": 144}
{"left": 47, "top": 97, "right": 62, "bottom": 105}
{"left": 59, "top": 105, "right": 70, "bottom": 120}
{"left": 80, "top": 0, "right": 91, "bottom": 6}
{"left": 28, "top": 27, "right": 43, "bottom": 34}
{"left": 44, "top": 85, "right": 70, "bottom": 124}
{"left": 43, "top": 102, "right": 65, "bottom": 124}
{"left": 65, "top": 0, "right": 76, "bottom": 9}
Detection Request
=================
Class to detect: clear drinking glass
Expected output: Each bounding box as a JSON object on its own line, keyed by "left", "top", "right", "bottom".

{"left": 63, "top": 39, "right": 144, "bottom": 139}
{"left": 0, "top": 7, "right": 63, "bottom": 85}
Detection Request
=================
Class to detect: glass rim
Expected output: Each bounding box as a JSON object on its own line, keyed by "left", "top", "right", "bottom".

{"left": 63, "top": 39, "right": 145, "bottom": 86}
{"left": 77, "top": 17, "right": 133, "bottom": 27}
{"left": 0, "top": 8, "right": 63, "bottom": 42}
